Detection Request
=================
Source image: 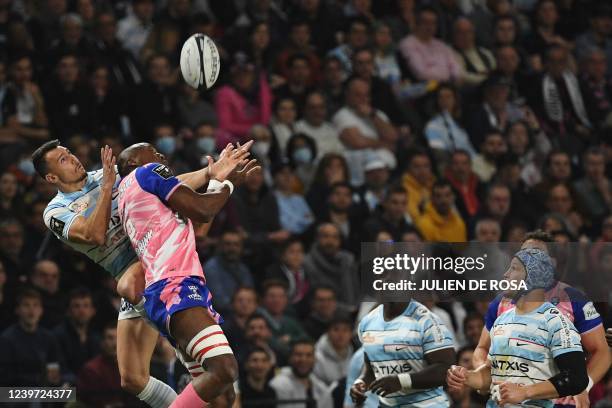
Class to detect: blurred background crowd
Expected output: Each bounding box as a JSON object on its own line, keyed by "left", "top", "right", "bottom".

{"left": 1, "top": 0, "right": 612, "bottom": 406}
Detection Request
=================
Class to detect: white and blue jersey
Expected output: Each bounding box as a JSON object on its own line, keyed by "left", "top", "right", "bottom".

{"left": 43, "top": 168, "right": 137, "bottom": 279}
{"left": 358, "top": 301, "right": 455, "bottom": 407}
{"left": 487, "top": 302, "right": 583, "bottom": 408}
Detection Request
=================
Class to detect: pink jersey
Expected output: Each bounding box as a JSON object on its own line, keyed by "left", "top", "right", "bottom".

{"left": 117, "top": 163, "right": 205, "bottom": 287}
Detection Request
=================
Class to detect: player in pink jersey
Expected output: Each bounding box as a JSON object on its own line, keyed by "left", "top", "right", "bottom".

{"left": 117, "top": 142, "right": 258, "bottom": 407}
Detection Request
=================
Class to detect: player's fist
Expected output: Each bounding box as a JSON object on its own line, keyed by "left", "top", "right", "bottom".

{"left": 497, "top": 381, "right": 528, "bottom": 405}
{"left": 368, "top": 375, "right": 402, "bottom": 397}
{"left": 350, "top": 379, "right": 367, "bottom": 405}
{"left": 446, "top": 365, "right": 467, "bottom": 393}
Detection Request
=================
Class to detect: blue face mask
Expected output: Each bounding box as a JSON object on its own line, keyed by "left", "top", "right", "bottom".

{"left": 197, "top": 137, "right": 216, "bottom": 154}
{"left": 18, "top": 159, "right": 36, "bottom": 176}
{"left": 292, "top": 147, "right": 313, "bottom": 164}
{"left": 156, "top": 136, "right": 176, "bottom": 156}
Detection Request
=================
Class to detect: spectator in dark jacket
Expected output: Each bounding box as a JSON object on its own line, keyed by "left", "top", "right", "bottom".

{"left": 1, "top": 288, "right": 63, "bottom": 386}
{"left": 53, "top": 288, "right": 99, "bottom": 383}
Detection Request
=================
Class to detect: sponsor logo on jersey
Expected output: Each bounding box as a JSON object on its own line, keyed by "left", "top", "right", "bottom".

{"left": 491, "top": 359, "right": 530, "bottom": 373}
{"left": 371, "top": 361, "right": 413, "bottom": 375}
{"left": 493, "top": 327, "right": 505, "bottom": 336}
{"left": 361, "top": 332, "right": 376, "bottom": 344}
{"left": 583, "top": 303, "right": 600, "bottom": 321}
{"left": 153, "top": 164, "right": 173, "bottom": 179}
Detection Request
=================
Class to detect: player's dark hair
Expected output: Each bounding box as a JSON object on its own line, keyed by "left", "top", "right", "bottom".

{"left": 523, "top": 229, "right": 554, "bottom": 243}
{"left": 32, "top": 139, "right": 60, "bottom": 178}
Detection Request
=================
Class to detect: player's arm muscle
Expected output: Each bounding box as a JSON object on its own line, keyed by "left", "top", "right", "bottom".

{"left": 473, "top": 327, "right": 491, "bottom": 367}
{"left": 358, "top": 352, "right": 375, "bottom": 385}
{"left": 176, "top": 168, "right": 210, "bottom": 191}
{"left": 67, "top": 186, "right": 113, "bottom": 245}
{"left": 581, "top": 325, "right": 611, "bottom": 383}
{"left": 411, "top": 348, "right": 455, "bottom": 389}
{"left": 167, "top": 184, "right": 230, "bottom": 223}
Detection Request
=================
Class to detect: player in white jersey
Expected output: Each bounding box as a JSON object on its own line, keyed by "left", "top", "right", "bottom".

{"left": 33, "top": 139, "right": 249, "bottom": 407}
{"left": 447, "top": 248, "right": 589, "bottom": 408}
{"left": 350, "top": 301, "right": 456, "bottom": 407}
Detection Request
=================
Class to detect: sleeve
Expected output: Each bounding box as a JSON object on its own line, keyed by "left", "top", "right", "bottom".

{"left": 484, "top": 296, "right": 502, "bottom": 331}
{"left": 425, "top": 120, "right": 447, "bottom": 150}
{"left": 134, "top": 163, "right": 181, "bottom": 203}
{"left": 43, "top": 203, "right": 79, "bottom": 239}
{"left": 421, "top": 312, "right": 455, "bottom": 354}
{"left": 546, "top": 310, "right": 583, "bottom": 358}
{"left": 566, "top": 288, "right": 603, "bottom": 334}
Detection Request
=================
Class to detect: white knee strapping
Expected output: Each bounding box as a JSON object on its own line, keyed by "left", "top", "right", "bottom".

{"left": 175, "top": 348, "right": 205, "bottom": 378}
{"left": 186, "top": 325, "right": 233, "bottom": 365}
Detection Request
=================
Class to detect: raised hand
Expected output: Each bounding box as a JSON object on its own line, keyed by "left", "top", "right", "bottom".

{"left": 226, "top": 159, "right": 261, "bottom": 187}
{"left": 209, "top": 140, "right": 254, "bottom": 182}
{"left": 100, "top": 145, "right": 116, "bottom": 191}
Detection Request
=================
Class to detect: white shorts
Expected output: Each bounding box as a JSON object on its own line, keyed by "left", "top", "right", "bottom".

{"left": 118, "top": 297, "right": 144, "bottom": 320}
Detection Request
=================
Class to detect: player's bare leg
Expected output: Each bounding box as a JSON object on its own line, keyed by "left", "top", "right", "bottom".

{"left": 169, "top": 307, "right": 238, "bottom": 407}
{"left": 118, "top": 317, "right": 177, "bottom": 407}
{"left": 117, "top": 262, "right": 145, "bottom": 305}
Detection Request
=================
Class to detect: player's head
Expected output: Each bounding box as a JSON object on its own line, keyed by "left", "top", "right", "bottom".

{"left": 32, "top": 139, "right": 88, "bottom": 186}
{"left": 521, "top": 229, "right": 553, "bottom": 253}
{"left": 117, "top": 143, "right": 168, "bottom": 178}
{"left": 503, "top": 248, "right": 555, "bottom": 297}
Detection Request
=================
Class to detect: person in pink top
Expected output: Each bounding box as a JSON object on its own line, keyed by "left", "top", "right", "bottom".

{"left": 398, "top": 6, "right": 463, "bottom": 83}
{"left": 214, "top": 54, "right": 273, "bottom": 146}
{"left": 117, "top": 143, "right": 259, "bottom": 407}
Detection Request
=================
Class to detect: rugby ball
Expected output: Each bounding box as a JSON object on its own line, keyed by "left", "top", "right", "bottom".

{"left": 180, "top": 33, "right": 220, "bottom": 90}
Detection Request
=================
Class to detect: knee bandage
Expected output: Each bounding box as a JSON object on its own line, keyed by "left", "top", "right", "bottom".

{"left": 175, "top": 348, "right": 205, "bottom": 378}
{"left": 186, "top": 325, "right": 233, "bottom": 366}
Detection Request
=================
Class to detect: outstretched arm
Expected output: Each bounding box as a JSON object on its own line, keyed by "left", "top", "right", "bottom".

{"left": 67, "top": 146, "right": 116, "bottom": 245}
{"left": 168, "top": 160, "right": 260, "bottom": 223}
{"left": 176, "top": 141, "right": 253, "bottom": 190}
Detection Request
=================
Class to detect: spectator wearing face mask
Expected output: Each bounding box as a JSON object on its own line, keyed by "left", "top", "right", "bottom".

{"left": 151, "top": 123, "right": 189, "bottom": 174}
{"left": 286, "top": 133, "right": 317, "bottom": 190}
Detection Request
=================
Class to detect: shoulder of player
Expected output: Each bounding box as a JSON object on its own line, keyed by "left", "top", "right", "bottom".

{"left": 135, "top": 162, "right": 174, "bottom": 180}
{"left": 541, "top": 303, "right": 568, "bottom": 323}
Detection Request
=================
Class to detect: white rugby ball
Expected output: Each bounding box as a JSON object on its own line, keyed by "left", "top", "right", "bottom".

{"left": 180, "top": 33, "right": 220, "bottom": 90}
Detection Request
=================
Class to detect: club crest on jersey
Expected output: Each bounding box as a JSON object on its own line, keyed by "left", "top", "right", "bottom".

{"left": 153, "top": 164, "right": 173, "bottom": 179}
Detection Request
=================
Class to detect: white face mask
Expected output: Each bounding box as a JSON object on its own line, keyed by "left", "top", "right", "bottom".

{"left": 252, "top": 141, "right": 271, "bottom": 158}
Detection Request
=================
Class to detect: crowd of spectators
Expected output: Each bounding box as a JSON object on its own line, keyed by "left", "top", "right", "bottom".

{"left": 1, "top": 0, "right": 612, "bottom": 406}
